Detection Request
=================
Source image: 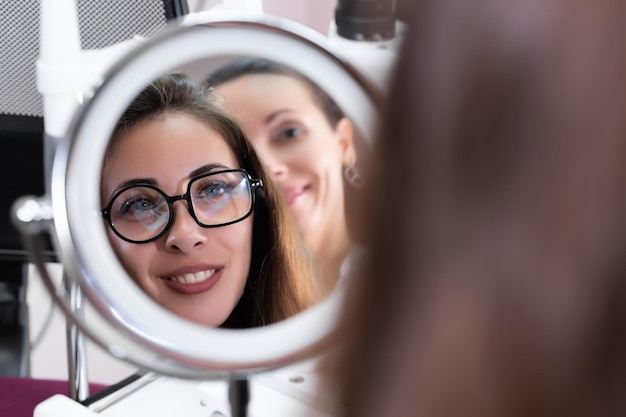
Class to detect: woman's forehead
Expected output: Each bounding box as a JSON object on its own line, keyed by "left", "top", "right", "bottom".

{"left": 103, "top": 114, "right": 240, "bottom": 193}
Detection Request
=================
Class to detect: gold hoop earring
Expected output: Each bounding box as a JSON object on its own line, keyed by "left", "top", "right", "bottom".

{"left": 344, "top": 165, "right": 365, "bottom": 189}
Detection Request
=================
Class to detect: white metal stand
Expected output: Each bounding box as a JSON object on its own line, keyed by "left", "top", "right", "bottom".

{"left": 34, "top": 360, "right": 332, "bottom": 417}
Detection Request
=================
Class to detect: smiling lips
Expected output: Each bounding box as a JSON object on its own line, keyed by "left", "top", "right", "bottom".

{"left": 166, "top": 269, "right": 216, "bottom": 285}
{"left": 281, "top": 186, "right": 307, "bottom": 206}
{"left": 162, "top": 268, "right": 222, "bottom": 295}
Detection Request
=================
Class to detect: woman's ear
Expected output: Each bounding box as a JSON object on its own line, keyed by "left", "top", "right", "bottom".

{"left": 336, "top": 117, "right": 356, "bottom": 167}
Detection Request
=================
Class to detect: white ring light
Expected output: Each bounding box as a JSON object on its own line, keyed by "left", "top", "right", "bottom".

{"left": 52, "top": 16, "right": 380, "bottom": 377}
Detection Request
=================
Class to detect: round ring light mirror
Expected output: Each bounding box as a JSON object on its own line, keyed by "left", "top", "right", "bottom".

{"left": 37, "top": 15, "right": 381, "bottom": 378}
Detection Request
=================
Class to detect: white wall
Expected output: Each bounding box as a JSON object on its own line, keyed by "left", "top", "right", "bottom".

{"left": 187, "top": 0, "right": 337, "bottom": 35}
{"left": 262, "top": 0, "right": 336, "bottom": 34}
{"left": 27, "top": 0, "right": 339, "bottom": 387}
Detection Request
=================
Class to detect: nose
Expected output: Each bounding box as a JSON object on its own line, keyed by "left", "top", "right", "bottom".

{"left": 164, "top": 202, "right": 207, "bottom": 253}
{"left": 256, "top": 148, "right": 287, "bottom": 179}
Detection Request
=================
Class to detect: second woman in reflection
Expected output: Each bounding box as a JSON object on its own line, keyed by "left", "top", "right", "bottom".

{"left": 205, "top": 59, "right": 366, "bottom": 291}
{"left": 100, "top": 73, "right": 321, "bottom": 328}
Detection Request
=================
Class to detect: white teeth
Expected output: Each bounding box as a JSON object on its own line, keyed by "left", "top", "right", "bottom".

{"left": 170, "top": 269, "right": 216, "bottom": 285}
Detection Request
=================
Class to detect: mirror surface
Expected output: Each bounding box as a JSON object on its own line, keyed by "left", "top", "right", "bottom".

{"left": 54, "top": 17, "right": 380, "bottom": 376}
{"left": 100, "top": 54, "right": 374, "bottom": 330}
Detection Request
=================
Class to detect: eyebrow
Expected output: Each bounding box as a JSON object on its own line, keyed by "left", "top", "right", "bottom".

{"left": 264, "top": 109, "right": 294, "bottom": 125}
{"left": 112, "top": 178, "right": 158, "bottom": 195}
{"left": 188, "top": 163, "right": 231, "bottom": 178}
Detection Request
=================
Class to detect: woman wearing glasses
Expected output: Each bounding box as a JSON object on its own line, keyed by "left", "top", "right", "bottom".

{"left": 100, "top": 73, "right": 322, "bottom": 328}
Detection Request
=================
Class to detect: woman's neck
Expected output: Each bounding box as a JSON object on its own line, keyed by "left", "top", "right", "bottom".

{"left": 316, "top": 236, "right": 353, "bottom": 295}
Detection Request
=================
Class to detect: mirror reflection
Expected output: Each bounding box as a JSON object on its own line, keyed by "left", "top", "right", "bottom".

{"left": 100, "top": 72, "right": 323, "bottom": 328}
{"left": 99, "top": 55, "right": 373, "bottom": 329}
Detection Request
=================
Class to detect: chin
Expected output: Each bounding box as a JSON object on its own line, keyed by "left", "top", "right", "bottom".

{"left": 177, "top": 310, "right": 229, "bottom": 328}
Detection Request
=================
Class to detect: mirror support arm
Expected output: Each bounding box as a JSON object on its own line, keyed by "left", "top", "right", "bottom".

{"left": 11, "top": 195, "right": 90, "bottom": 399}
{"left": 38, "top": 0, "right": 143, "bottom": 193}
{"left": 65, "top": 275, "right": 90, "bottom": 401}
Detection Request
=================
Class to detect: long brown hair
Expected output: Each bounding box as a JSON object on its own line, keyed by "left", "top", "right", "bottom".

{"left": 104, "top": 73, "right": 322, "bottom": 328}
{"left": 329, "top": 0, "right": 626, "bottom": 416}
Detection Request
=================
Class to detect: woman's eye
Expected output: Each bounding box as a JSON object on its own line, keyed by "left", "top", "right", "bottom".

{"left": 199, "top": 182, "right": 230, "bottom": 199}
{"left": 276, "top": 126, "right": 305, "bottom": 142}
{"left": 119, "top": 198, "right": 157, "bottom": 216}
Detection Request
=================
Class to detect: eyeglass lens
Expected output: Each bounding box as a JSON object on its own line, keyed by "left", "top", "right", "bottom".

{"left": 109, "top": 171, "right": 252, "bottom": 242}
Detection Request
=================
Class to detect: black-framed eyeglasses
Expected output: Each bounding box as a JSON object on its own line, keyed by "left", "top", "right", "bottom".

{"left": 102, "top": 169, "right": 263, "bottom": 244}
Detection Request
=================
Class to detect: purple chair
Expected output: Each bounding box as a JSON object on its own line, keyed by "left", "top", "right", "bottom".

{"left": 0, "top": 377, "right": 107, "bottom": 417}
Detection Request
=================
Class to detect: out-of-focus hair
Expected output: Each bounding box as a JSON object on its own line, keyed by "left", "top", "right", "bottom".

{"left": 205, "top": 57, "right": 345, "bottom": 128}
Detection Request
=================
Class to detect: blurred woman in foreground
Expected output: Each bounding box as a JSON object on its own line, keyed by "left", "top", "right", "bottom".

{"left": 326, "top": 0, "right": 626, "bottom": 416}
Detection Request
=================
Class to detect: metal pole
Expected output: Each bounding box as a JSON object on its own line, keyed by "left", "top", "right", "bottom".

{"left": 64, "top": 275, "right": 90, "bottom": 401}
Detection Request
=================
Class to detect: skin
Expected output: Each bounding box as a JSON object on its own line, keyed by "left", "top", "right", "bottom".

{"left": 214, "top": 74, "right": 355, "bottom": 279}
{"left": 101, "top": 113, "right": 253, "bottom": 327}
